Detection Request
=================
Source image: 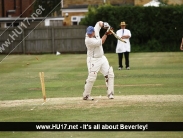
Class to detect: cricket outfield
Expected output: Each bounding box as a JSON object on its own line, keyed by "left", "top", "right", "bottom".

{"left": 0, "top": 52, "right": 183, "bottom": 138}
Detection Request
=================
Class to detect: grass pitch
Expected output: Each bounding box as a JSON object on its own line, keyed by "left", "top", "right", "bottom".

{"left": 0, "top": 52, "right": 183, "bottom": 138}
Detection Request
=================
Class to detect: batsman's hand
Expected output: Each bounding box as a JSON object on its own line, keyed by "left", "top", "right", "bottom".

{"left": 105, "top": 27, "right": 113, "bottom": 35}
{"left": 103, "top": 22, "right": 110, "bottom": 29}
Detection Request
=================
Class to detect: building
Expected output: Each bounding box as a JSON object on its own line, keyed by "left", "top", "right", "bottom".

{"left": 0, "top": 0, "right": 64, "bottom": 28}
{"left": 0, "top": 0, "right": 36, "bottom": 28}
{"left": 0, "top": 0, "right": 34, "bottom": 17}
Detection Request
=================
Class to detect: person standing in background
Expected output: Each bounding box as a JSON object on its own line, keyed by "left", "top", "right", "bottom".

{"left": 116, "top": 21, "right": 131, "bottom": 70}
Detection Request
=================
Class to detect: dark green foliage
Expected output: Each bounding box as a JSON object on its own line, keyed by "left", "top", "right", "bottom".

{"left": 80, "top": 5, "right": 183, "bottom": 52}
{"left": 33, "top": 0, "right": 61, "bottom": 17}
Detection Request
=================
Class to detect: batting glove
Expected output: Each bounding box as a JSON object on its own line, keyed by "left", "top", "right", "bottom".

{"left": 103, "top": 22, "right": 110, "bottom": 29}
{"left": 105, "top": 27, "right": 113, "bottom": 35}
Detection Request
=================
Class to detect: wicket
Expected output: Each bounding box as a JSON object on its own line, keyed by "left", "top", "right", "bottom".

{"left": 39, "top": 72, "right": 46, "bottom": 102}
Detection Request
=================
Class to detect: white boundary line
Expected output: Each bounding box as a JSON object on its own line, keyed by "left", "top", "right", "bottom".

{"left": 0, "top": 1, "right": 62, "bottom": 64}
{"left": 0, "top": 0, "right": 36, "bottom": 37}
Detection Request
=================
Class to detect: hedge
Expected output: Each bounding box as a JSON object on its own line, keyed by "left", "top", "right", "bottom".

{"left": 80, "top": 4, "right": 183, "bottom": 52}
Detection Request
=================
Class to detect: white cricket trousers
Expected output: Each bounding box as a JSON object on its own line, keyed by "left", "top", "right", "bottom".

{"left": 83, "top": 55, "right": 114, "bottom": 97}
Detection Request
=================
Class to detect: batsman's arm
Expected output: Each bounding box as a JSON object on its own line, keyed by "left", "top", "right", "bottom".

{"left": 96, "top": 21, "right": 108, "bottom": 28}
{"left": 94, "top": 21, "right": 109, "bottom": 37}
{"left": 101, "top": 34, "right": 108, "bottom": 44}
{"left": 94, "top": 21, "right": 109, "bottom": 44}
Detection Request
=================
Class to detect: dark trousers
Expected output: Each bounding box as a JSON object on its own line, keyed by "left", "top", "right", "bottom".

{"left": 118, "top": 52, "right": 129, "bottom": 68}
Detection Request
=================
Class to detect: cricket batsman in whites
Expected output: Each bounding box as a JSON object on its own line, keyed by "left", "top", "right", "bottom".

{"left": 83, "top": 21, "right": 114, "bottom": 100}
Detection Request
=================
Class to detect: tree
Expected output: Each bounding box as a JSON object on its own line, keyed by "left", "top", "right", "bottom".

{"left": 33, "top": 0, "right": 61, "bottom": 17}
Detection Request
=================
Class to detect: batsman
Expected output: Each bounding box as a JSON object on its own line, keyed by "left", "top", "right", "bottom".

{"left": 83, "top": 21, "right": 114, "bottom": 100}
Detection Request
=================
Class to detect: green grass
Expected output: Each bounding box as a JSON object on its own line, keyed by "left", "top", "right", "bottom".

{"left": 0, "top": 52, "right": 183, "bottom": 138}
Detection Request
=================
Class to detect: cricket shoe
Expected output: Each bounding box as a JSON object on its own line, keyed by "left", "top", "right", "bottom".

{"left": 108, "top": 94, "right": 114, "bottom": 99}
{"left": 83, "top": 96, "right": 94, "bottom": 101}
{"left": 118, "top": 67, "right": 123, "bottom": 70}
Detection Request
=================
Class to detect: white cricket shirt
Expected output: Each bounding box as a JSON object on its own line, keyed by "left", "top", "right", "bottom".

{"left": 85, "top": 22, "right": 104, "bottom": 58}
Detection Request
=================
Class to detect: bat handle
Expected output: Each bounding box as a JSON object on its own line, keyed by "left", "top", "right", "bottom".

{"left": 107, "top": 27, "right": 111, "bottom": 32}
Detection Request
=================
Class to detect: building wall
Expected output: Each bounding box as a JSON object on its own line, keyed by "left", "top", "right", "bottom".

{"left": 0, "top": 0, "right": 3, "bottom": 17}
{"left": 64, "top": 12, "right": 85, "bottom": 26}
{"left": 3, "top": 0, "right": 16, "bottom": 17}
{"left": 21, "top": 0, "right": 34, "bottom": 17}
{"left": 63, "top": 0, "right": 134, "bottom": 7}
{"left": 0, "top": 0, "right": 2, "bottom": 16}
{"left": 134, "top": 0, "right": 151, "bottom": 5}
{"left": 168, "top": 0, "right": 183, "bottom": 5}
{"left": 1, "top": 0, "right": 34, "bottom": 17}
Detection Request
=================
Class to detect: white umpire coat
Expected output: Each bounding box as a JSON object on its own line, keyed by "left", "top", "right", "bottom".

{"left": 116, "top": 29, "right": 131, "bottom": 53}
